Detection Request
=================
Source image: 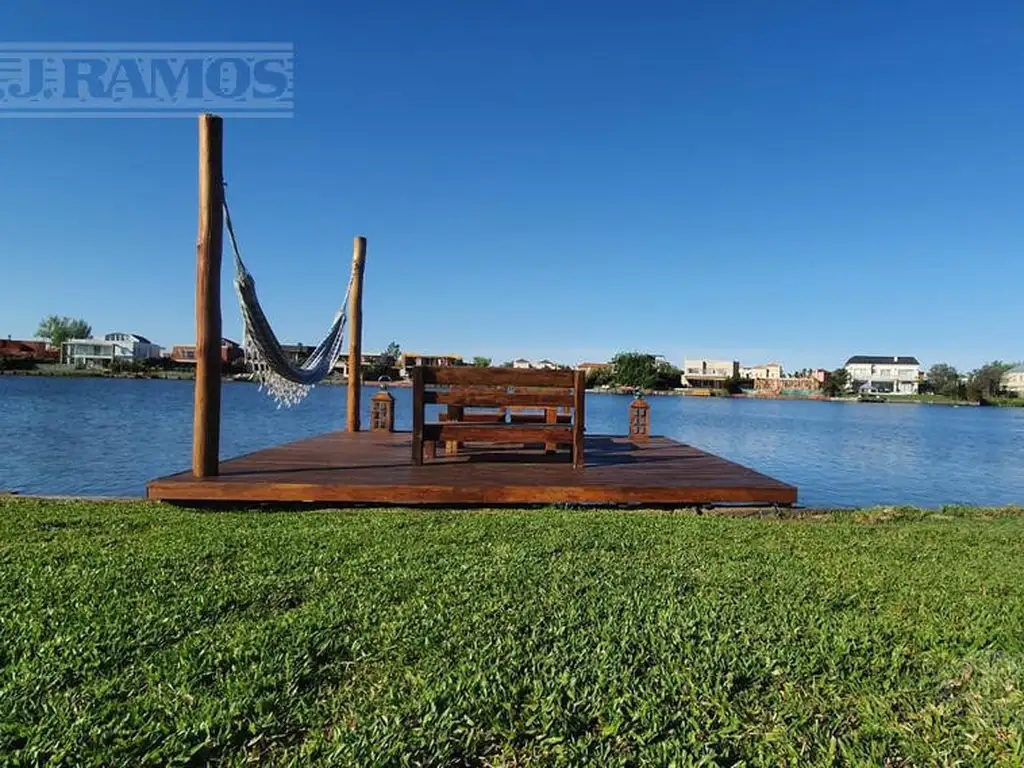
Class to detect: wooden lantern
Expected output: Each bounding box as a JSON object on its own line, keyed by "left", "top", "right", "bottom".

{"left": 370, "top": 380, "right": 395, "bottom": 432}
{"left": 629, "top": 392, "right": 650, "bottom": 440}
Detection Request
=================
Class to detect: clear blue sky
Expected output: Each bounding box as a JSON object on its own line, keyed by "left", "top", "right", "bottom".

{"left": 2, "top": 0, "right": 1021, "bottom": 372}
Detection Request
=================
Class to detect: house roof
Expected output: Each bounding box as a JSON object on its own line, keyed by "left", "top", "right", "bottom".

{"left": 104, "top": 333, "right": 152, "bottom": 344}
{"left": 845, "top": 355, "right": 920, "bottom": 366}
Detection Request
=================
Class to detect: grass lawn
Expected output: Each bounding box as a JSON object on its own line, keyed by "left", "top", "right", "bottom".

{"left": 2, "top": 500, "right": 1023, "bottom": 766}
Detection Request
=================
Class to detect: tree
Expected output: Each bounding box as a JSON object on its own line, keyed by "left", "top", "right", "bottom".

{"left": 610, "top": 352, "right": 659, "bottom": 390}
{"left": 500, "top": 360, "right": 513, "bottom": 368}
{"left": 927, "top": 363, "right": 961, "bottom": 399}
{"left": 654, "top": 361, "right": 682, "bottom": 390}
{"left": 584, "top": 366, "right": 614, "bottom": 388}
{"left": 367, "top": 341, "right": 401, "bottom": 381}
{"left": 822, "top": 367, "right": 850, "bottom": 397}
{"left": 472, "top": 356, "right": 491, "bottom": 367}
{"left": 37, "top": 315, "right": 91, "bottom": 351}
{"left": 966, "top": 361, "right": 1012, "bottom": 402}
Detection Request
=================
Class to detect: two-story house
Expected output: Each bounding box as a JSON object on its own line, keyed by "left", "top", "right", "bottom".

{"left": 844, "top": 355, "right": 921, "bottom": 395}
{"left": 398, "top": 353, "right": 463, "bottom": 379}
{"left": 62, "top": 333, "right": 162, "bottom": 368}
{"left": 1002, "top": 364, "right": 1024, "bottom": 397}
{"left": 681, "top": 359, "right": 739, "bottom": 390}
{"left": 169, "top": 338, "right": 243, "bottom": 366}
{"left": 739, "top": 362, "right": 783, "bottom": 381}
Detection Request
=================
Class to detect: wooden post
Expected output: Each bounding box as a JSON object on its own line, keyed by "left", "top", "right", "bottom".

{"left": 192, "top": 113, "right": 224, "bottom": 478}
{"left": 411, "top": 366, "right": 424, "bottom": 464}
{"left": 346, "top": 236, "right": 367, "bottom": 431}
{"left": 572, "top": 369, "right": 586, "bottom": 468}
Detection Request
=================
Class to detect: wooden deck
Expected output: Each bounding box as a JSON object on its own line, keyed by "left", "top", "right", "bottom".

{"left": 147, "top": 432, "right": 797, "bottom": 506}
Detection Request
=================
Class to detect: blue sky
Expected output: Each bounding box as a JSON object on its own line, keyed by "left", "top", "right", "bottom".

{"left": 1, "top": 0, "right": 1021, "bottom": 372}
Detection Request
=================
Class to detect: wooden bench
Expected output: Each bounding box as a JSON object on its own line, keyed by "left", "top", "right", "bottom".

{"left": 411, "top": 366, "right": 586, "bottom": 468}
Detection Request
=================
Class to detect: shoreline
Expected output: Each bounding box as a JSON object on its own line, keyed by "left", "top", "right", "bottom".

{"left": 1, "top": 493, "right": 1021, "bottom": 518}
{"left": 3, "top": 368, "right": 1020, "bottom": 406}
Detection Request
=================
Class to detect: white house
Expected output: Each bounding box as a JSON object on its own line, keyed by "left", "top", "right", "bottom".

{"left": 681, "top": 358, "right": 739, "bottom": 389}
{"left": 62, "top": 333, "right": 162, "bottom": 368}
{"left": 1002, "top": 364, "right": 1024, "bottom": 396}
{"left": 511, "top": 358, "right": 533, "bottom": 369}
{"left": 739, "top": 362, "right": 783, "bottom": 381}
{"left": 844, "top": 355, "right": 920, "bottom": 394}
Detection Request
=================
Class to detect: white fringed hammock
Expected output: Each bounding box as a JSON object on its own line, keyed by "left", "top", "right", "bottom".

{"left": 223, "top": 190, "right": 352, "bottom": 407}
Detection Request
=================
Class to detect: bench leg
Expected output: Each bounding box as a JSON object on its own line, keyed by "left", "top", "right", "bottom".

{"left": 572, "top": 440, "right": 584, "bottom": 469}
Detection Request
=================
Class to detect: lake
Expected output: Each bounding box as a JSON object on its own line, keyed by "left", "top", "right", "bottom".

{"left": 2, "top": 376, "right": 1022, "bottom": 507}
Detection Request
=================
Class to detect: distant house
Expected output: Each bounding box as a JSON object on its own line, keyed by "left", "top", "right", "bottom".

{"left": 511, "top": 358, "right": 533, "bottom": 369}
{"left": 0, "top": 338, "right": 58, "bottom": 360}
{"left": 62, "top": 333, "right": 162, "bottom": 368}
{"left": 1002, "top": 364, "right": 1024, "bottom": 396}
{"left": 739, "top": 362, "right": 783, "bottom": 381}
{"left": 844, "top": 355, "right": 920, "bottom": 395}
{"left": 278, "top": 344, "right": 316, "bottom": 366}
{"left": 398, "top": 353, "right": 464, "bottom": 379}
{"left": 534, "top": 359, "right": 559, "bottom": 370}
{"left": 681, "top": 359, "right": 739, "bottom": 389}
{"left": 169, "top": 339, "right": 243, "bottom": 366}
{"left": 577, "top": 361, "right": 611, "bottom": 373}
{"left": 334, "top": 352, "right": 395, "bottom": 381}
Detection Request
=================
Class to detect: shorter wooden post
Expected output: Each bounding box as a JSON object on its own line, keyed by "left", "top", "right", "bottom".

{"left": 346, "top": 236, "right": 366, "bottom": 432}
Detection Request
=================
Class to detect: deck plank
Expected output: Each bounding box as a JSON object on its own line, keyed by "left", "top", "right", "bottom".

{"left": 147, "top": 432, "right": 797, "bottom": 505}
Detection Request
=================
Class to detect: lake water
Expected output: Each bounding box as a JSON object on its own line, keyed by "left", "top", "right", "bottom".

{"left": 2, "top": 376, "right": 1022, "bottom": 508}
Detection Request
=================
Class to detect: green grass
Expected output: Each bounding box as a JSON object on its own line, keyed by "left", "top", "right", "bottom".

{"left": 2, "top": 500, "right": 1024, "bottom": 766}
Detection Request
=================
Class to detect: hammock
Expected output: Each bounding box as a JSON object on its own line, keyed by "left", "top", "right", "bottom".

{"left": 223, "top": 192, "right": 352, "bottom": 407}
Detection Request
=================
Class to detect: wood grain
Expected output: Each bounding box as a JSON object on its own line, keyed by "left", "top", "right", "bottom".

{"left": 148, "top": 432, "right": 798, "bottom": 506}
{"left": 346, "top": 236, "right": 366, "bottom": 432}
{"left": 426, "top": 390, "right": 575, "bottom": 408}
{"left": 192, "top": 114, "right": 223, "bottom": 478}
{"left": 422, "top": 367, "right": 575, "bottom": 387}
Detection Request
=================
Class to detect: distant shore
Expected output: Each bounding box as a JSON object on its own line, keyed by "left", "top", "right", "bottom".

{"left": 3, "top": 367, "right": 1020, "bottom": 407}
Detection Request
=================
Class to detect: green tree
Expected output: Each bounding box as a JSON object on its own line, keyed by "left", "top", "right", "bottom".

{"left": 610, "top": 352, "right": 659, "bottom": 390}
{"left": 585, "top": 366, "right": 614, "bottom": 388}
{"left": 927, "top": 363, "right": 961, "bottom": 399}
{"left": 966, "top": 361, "right": 1012, "bottom": 402}
{"left": 822, "top": 368, "right": 850, "bottom": 397}
{"left": 367, "top": 342, "right": 401, "bottom": 381}
{"left": 37, "top": 316, "right": 91, "bottom": 351}
{"left": 472, "top": 356, "right": 491, "bottom": 367}
{"left": 654, "top": 361, "right": 682, "bottom": 390}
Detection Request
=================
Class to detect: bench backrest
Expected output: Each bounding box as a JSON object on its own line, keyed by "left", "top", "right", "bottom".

{"left": 412, "top": 366, "right": 581, "bottom": 413}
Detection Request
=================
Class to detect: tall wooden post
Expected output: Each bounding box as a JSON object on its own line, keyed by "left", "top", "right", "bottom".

{"left": 346, "top": 236, "right": 367, "bottom": 431}
{"left": 192, "top": 114, "right": 224, "bottom": 477}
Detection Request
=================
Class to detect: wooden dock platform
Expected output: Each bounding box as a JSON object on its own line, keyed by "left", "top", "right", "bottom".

{"left": 147, "top": 432, "right": 797, "bottom": 506}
